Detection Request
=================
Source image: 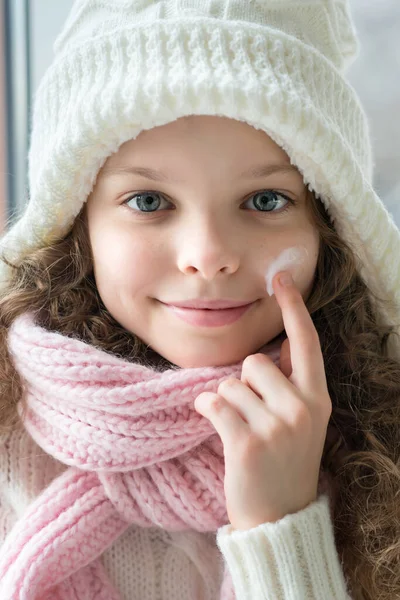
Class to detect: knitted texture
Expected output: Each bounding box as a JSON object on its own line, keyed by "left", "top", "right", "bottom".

{"left": 1, "top": 0, "right": 400, "bottom": 360}
{"left": 1, "top": 427, "right": 348, "bottom": 600}
{"left": 0, "top": 311, "right": 294, "bottom": 600}
{"left": 0, "top": 426, "right": 349, "bottom": 600}
{"left": 216, "top": 494, "right": 350, "bottom": 599}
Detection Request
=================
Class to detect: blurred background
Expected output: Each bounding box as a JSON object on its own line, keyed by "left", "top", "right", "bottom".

{"left": 0, "top": 0, "right": 399, "bottom": 233}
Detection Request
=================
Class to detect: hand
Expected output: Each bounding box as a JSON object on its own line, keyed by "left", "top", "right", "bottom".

{"left": 194, "top": 271, "right": 332, "bottom": 531}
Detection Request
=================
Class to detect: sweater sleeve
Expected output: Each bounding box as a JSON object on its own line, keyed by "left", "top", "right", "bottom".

{"left": 216, "top": 493, "right": 352, "bottom": 600}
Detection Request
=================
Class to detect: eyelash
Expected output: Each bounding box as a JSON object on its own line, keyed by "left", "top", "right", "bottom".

{"left": 122, "top": 190, "right": 297, "bottom": 217}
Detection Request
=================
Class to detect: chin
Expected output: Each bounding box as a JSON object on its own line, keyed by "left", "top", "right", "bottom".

{"left": 176, "top": 351, "right": 244, "bottom": 369}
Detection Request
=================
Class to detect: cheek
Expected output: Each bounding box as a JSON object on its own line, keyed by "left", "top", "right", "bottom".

{"left": 90, "top": 228, "right": 162, "bottom": 293}
{"left": 263, "top": 228, "right": 319, "bottom": 296}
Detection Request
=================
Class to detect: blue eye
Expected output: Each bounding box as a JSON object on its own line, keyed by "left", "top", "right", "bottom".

{"left": 244, "top": 191, "right": 292, "bottom": 213}
{"left": 125, "top": 192, "right": 167, "bottom": 212}
{"left": 123, "top": 190, "right": 295, "bottom": 214}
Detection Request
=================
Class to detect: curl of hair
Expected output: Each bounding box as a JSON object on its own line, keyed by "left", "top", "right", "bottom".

{"left": 0, "top": 191, "right": 399, "bottom": 599}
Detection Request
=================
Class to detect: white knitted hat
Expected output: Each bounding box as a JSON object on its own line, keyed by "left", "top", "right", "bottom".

{"left": 1, "top": 0, "right": 400, "bottom": 353}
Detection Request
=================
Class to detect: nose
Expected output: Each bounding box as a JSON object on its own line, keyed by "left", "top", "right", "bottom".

{"left": 176, "top": 216, "right": 241, "bottom": 280}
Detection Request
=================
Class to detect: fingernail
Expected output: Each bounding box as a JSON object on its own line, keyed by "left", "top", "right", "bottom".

{"left": 278, "top": 272, "right": 293, "bottom": 287}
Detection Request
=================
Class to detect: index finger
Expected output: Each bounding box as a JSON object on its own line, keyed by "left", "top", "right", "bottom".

{"left": 272, "top": 271, "right": 327, "bottom": 394}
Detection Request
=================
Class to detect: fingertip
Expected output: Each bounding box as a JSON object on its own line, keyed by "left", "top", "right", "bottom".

{"left": 272, "top": 272, "right": 285, "bottom": 296}
{"left": 277, "top": 271, "right": 294, "bottom": 287}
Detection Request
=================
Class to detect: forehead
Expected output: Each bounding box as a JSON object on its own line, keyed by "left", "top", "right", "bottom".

{"left": 102, "top": 115, "right": 292, "bottom": 168}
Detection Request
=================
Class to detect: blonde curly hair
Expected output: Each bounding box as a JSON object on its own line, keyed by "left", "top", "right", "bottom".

{"left": 0, "top": 189, "right": 399, "bottom": 600}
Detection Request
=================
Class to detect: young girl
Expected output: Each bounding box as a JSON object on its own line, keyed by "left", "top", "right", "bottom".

{"left": 0, "top": 1, "right": 399, "bottom": 599}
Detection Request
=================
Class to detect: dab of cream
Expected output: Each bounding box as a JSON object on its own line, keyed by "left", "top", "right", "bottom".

{"left": 265, "top": 246, "right": 309, "bottom": 296}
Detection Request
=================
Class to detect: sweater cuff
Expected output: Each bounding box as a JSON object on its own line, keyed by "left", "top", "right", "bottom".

{"left": 216, "top": 494, "right": 351, "bottom": 600}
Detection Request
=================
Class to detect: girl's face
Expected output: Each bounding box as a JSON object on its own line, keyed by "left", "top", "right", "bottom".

{"left": 86, "top": 116, "right": 319, "bottom": 368}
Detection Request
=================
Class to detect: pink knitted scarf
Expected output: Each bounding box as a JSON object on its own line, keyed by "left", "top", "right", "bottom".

{"left": 0, "top": 312, "right": 291, "bottom": 599}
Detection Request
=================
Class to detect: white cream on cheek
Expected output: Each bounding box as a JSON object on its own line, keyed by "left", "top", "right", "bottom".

{"left": 265, "top": 245, "right": 309, "bottom": 296}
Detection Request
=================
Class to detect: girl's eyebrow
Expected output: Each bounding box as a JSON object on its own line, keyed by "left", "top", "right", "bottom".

{"left": 240, "top": 163, "right": 301, "bottom": 179}
{"left": 100, "top": 163, "right": 300, "bottom": 183}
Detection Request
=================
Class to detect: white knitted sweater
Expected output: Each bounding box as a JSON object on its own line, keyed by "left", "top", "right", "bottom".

{"left": 0, "top": 429, "right": 352, "bottom": 599}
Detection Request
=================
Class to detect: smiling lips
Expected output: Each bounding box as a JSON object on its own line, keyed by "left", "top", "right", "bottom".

{"left": 162, "top": 301, "right": 257, "bottom": 327}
